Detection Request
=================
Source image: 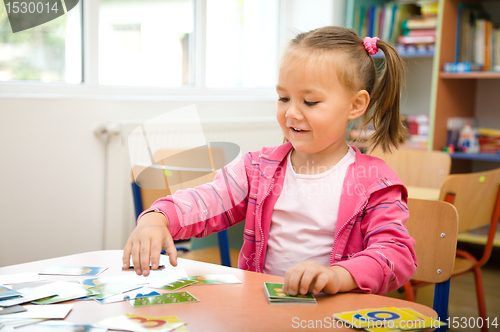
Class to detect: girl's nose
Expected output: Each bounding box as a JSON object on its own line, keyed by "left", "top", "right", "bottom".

{"left": 285, "top": 103, "right": 303, "bottom": 120}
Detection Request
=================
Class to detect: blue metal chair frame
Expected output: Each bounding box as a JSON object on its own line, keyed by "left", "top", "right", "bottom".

{"left": 131, "top": 182, "right": 231, "bottom": 267}
{"left": 433, "top": 279, "right": 451, "bottom": 331}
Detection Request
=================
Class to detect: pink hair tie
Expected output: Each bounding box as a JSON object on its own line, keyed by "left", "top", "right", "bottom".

{"left": 363, "top": 37, "right": 380, "bottom": 55}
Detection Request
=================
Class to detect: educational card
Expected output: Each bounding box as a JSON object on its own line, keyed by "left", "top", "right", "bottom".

{"left": 123, "top": 255, "right": 166, "bottom": 270}
{"left": 93, "top": 287, "right": 160, "bottom": 304}
{"left": 0, "top": 282, "right": 63, "bottom": 307}
{"left": 32, "top": 282, "right": 92, "bottom": 305}
{"left": 13, "top": 321, "right": 103, "bottom": 332}
{"left": 0, "top": 286, "right": 21, "bottom": 300}
{"left": 0, "top": 319, "right": 47, "bottom": 330}
{"left": 0, "top": 305, "right": 27, "bottom": 316}
{"left": 96, "top": 314, "right": 185, "bottom": 332}
{"left": 39, "top": 266, "right": 107, "bottom": 276}
{"left": 333, "top": 306, "right": 446, "bottom": 330}
{"left": 87, "top": 282, "right": 141, "bottom": 300}
{"left": 79, "top": 269, "right": 188, "bottom": 288}
{"left": 263, "top": 283, "right": 316, "bottom": 305}
{"left": 153, "top": 279, "right": 198, "bottom": 291}
{"left": 0, "top": 304, "right": 73, "bottom": 320}
{"left": 0, "top": 272, "right": 46, "bottom": 285}
{"left": 188, "top": 274, "right": 242, "bottom": 285}
{"left": 16, "top": 321, "right": 107, "bottom": 332}
{"left": 128, "top": 292, "right": 199, "bottom": 307}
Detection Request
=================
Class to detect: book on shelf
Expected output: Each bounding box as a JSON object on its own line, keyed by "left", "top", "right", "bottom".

{"left": 398, "top": 35, "right": 435, "bottom": 44}
{"left": 401, "top": 15, "right": 437, "bottom": 30}
{"left": 401, "top": 28, "right": 436, "bottom": 37}
{"left": 416, "top": 0, "right": 438, "bottom": 17}
{"left": 455, "top": 3, "right": 500, "bottom": 71}
{"left": 352, "top": 2, "right": 418, "bottom": 44}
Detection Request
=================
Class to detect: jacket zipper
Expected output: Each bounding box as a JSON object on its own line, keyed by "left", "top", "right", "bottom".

{"left": 330, "top": 200, "right": 368, "bottom": 266}
{"left": 256, "top": 178, "right": 275, "bottom": 273}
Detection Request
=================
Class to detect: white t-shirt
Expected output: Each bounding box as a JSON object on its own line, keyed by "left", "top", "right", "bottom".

{"left": 263, "top": 147, "right": 356, "bottom": 276}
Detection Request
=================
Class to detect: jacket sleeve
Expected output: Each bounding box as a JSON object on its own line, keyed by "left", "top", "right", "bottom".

{"left": 334, "top": 185, "right": 417, "bottom": 295}
{"left": 142, "top": 153, "right": 250, "bottom": 240}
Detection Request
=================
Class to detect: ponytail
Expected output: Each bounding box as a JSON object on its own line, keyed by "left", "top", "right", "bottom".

{"left": 362, "top": 40, "right": 407, "bottom": 153}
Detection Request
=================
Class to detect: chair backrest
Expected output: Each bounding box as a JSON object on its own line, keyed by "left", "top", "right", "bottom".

{"left": 369, "top": 148, "right": 451, "bottom": 189}
{"left": 131, "top": 147, "right": 234, "bottom": 267}
{"left": 131, "top": 164, "right": 172, "bottom": 211}
{"left": 406, "top": 198, "right": 458, "bottom": 283}
{"left": 439, "top": 167, "right": 500, "bottom": 233}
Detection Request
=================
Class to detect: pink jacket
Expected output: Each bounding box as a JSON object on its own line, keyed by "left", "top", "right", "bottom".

{"left": 146, "top": 143, "right": 417, "bottom": 295}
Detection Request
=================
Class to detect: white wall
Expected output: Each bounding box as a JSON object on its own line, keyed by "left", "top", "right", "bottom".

{"left": 0, "top": 96, "right": 276, "bottom": 266}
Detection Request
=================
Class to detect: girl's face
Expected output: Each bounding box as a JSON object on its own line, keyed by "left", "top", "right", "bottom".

{"left": 276, "top": 57, "right": 361, "bottom": 159}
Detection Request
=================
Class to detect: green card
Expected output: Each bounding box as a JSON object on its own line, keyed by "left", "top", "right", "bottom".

{"left": 263, "top": 283, "right": 316, "bottom": 305}
{"left": 155, "top": 279, "right": 198, "bottom": 291}
{"left": 128, "top": 291, "right": 199, "bottom": 307}
{"left": 88, "top": 282, "right": 141, "bottom": 300}
{"left": 188, "top": 274, "right": 241, "bottom": 285}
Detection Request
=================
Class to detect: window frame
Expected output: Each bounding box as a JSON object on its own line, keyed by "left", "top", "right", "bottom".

{"left": 0, "top": 0, "right": 281, "bottom": 100}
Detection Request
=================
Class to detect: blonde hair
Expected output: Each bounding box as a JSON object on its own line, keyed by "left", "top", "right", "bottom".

{"left": 280, "top": 26, "right": 407, "bottom": 152}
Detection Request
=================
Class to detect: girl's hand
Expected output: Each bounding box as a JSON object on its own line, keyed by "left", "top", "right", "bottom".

{"left": 282, "top": 261, "right": 358, "bottom": 295}
{"left": 122, "top": 212, "right": 177, "bottom": 276}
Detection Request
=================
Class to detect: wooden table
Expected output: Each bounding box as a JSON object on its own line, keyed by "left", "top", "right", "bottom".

{"left": 407, "top": 186, "right": 440, "bottom": 201}
{"left": 0, "top": 250, "right": 438, "bottom": 331}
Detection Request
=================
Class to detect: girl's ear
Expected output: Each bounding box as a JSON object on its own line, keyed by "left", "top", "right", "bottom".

{"left": 348, "top": 90, "right": 370, "bottom": 120}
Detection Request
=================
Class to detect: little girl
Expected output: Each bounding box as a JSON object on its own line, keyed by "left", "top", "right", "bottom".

{"left": 123, "top": 26, "right": 416, "bottom": 296}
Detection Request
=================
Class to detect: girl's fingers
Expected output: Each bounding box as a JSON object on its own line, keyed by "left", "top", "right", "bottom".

{"left": 130, "top": 241, "right": 143, "bottom": 275}
{"left": 122, "top": 242, "right": 132, "bottom": 269}
{"left": 139, "top": 238, "right": 152, "bottom": 276}
{"left": 285, "top": 267, "right": 305, "bottom": 296}
{"left": 298, "top": 268, "right": 316, "bottom": 295}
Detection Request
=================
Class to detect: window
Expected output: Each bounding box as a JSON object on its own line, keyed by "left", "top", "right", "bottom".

{"left": 0, "top": 1, "right": 83, "bottom": 83}
{"left": 205, "top": 0, "right": 279, "bottom": 88}
{"left": 99, "top": 0, "right": 194, "bottom": 87}
{"left": 0, "top": 0, "right": 343, "bottom": 91}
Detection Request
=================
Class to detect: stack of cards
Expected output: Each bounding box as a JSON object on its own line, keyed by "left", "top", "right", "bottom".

{"left": 263, "top": 283, "right": 316, "bottom": 305}
{"left": 333, "top": 307, "right": 447, "bottom": 332}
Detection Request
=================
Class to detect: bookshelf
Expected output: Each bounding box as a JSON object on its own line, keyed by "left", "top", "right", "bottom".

{"left": 430, "top": 0, "right": 500, "bottom": 246}
{"left": 431, "top": 0, "right": 500, "bottom": 158}
{"left": 347, "top": 0, "right": 500, "bottom": 246}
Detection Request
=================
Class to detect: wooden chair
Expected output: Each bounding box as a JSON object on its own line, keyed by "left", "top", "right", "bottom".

{"left": 403, "top": 198, "right": 459, "bottom": 330}
{"left": 131, "top": 146, "right": 241, "bottom": 267}
{"left": 369, "top": 147, "right": 451, "bottom": 189}
{"left": 441, "top": 168, "right": 500, "bottom": 332}
{"left": 405, "top": 168, "right": 500, "bottom": 332}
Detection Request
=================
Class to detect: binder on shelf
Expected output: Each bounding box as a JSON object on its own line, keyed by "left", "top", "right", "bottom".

{"left": 443, "top": 62, "right": 483, "bottom": 73}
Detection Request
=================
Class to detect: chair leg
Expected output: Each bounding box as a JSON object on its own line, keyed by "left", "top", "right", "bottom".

{"left": 473, "top": 266, "right": 489, "bottom": 332}
{"left": 403, "top": 281, "right": 416, "bottom": 302}
{"left": 217, "top": 230, "right": 231, "bottom": 267}
{"left": 433, "top": 280, "right": 451, "bottom": 332}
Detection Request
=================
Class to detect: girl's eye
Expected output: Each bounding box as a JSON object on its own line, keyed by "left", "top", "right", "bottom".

{"left": 304, "top": 101, "right": 319, "bottom": 107}
{"left": 278, "top": 97, "right": 289, "bottom": 103}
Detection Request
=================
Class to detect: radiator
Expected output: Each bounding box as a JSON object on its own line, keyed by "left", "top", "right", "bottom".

{"left": 96, "top": 105, "right": 282, "bottom": 249}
